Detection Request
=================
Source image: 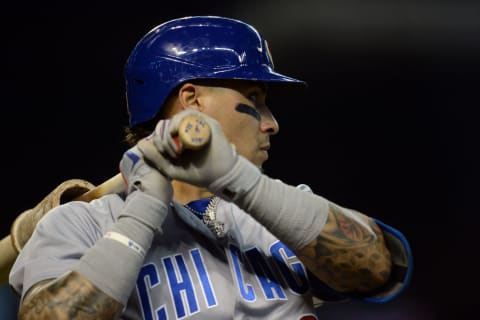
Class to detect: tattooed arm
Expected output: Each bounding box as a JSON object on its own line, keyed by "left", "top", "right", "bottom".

{"left": 18, "top": 271, "right": 122, "bottom": 320}
{"left": 297, "top": 203, "right": 392, "bottom": 293}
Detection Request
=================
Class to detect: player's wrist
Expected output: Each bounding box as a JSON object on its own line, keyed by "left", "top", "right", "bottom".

{"left": 73, "top": 233, "right": 145, "bottom": 306}
{"left": 106, "top": 191, "right": 169, "bottom": 257}
{"left": 119, "top": 191, "right": 170, "bottom": 233}
{"left": 71, "top": 191, "right": 170, "bottom": 305}
{"left": 208, "top": 155, "right": 262, "bottom": 202}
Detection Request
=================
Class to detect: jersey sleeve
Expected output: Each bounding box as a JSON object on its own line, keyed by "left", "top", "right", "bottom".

{"left": 8, "top": 196, "right": 119, "bottom": 301}
{"left": 358, "top": 218, "right": 413, "bottom": 303}
{"left": 310, "top": 218, "right": 413, "bottom": 304}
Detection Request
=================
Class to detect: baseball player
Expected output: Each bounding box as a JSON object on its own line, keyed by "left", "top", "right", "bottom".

{"left": 9, "top": 16, "right": 412, "bottom": 319}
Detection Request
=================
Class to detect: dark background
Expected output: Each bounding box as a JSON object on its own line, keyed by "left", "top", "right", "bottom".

{"left": 0, "top": 1, "right": 477, "bottom": 319}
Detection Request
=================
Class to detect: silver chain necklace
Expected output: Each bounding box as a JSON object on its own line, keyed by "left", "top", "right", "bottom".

{"left": 202, "top": 196, "right": 225, "bottom": 238}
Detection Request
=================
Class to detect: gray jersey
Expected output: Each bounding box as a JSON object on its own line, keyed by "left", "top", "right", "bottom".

{"left": 10, "top": 191, "right": 412, "bottom": 319}
{"left": 10, "top": 194, "right": 320, "bottom": 319}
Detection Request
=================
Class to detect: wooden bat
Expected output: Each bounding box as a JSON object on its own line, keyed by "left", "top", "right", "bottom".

{"left": 0, "top": 114, "right": 211, "bottom": 285}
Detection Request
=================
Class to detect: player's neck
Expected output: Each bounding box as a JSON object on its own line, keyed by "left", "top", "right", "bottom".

{"left": 171, "top": 180, "right": 214, "bottom": 205}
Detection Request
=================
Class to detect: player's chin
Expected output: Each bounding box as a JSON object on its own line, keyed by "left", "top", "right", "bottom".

{"left": 253, "top": 151, "right": 269, "bottom": 168}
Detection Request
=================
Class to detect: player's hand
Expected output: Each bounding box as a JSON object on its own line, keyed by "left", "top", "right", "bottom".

{"left": 137, "top": 109, "right": 238, "bottom": 188}
{"left": 119, "top": 145, "right": 173, "bottom": 204}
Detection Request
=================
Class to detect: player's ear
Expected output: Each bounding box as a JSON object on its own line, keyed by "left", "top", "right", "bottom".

{"left": 178, "top": 83, "right": 203, "bottom": 111}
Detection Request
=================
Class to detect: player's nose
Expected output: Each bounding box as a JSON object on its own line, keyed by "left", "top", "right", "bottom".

{"left": 260, "top": 109, "right": 279, "bottom": 135}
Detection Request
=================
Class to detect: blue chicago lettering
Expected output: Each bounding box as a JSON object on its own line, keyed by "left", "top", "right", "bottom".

{"left": 245, "top": 247, "right": 286, "bottom": 300}
{"left": 163, "top": 254, "right": 199, "bottom": 318}
{"left": 137, "top": 263, "right": 167, "bottom": 320}
{"left": 137, "top": 244, "right": 306, "bottom": 317}
{"left": 270, "top": 241, "right": 309, "bottom": 295}
{"left": 190, "top": 248, "right": 217, "bottom": 308}
{"left": 229, "top": 244, "right": 256, "bottom": 302}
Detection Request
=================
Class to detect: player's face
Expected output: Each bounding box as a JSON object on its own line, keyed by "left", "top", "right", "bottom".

{"left": 200, "top": 80, "right": 279, "bottom": 168}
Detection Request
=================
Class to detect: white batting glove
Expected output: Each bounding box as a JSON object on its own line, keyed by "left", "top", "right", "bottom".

{"left": 119, "top": 145, "right": 173, "bottom": 204}
{"left": 137, "top": 109, "right": 239, "bottom": 189}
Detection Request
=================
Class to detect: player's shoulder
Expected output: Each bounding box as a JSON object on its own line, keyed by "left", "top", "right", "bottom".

{"left": 38, "top": 193, "right": 125, "bottom": 231}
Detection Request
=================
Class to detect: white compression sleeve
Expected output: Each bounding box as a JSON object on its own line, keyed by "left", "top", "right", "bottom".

{"left": 73, "top": 191, "right": 169, "bottom": 305}
{"left": 209, "top": 156, "right": 329, "bottom": 251}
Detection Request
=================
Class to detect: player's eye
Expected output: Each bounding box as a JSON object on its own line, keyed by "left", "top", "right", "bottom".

{"left": 245, "top": 84, "right": 266, "bottom": 105}
{"left": 247, "top": 92, "right": 258, "bottom": 103}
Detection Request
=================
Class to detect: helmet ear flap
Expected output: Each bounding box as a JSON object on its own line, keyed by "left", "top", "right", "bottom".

{"left": 124, "top": 16, "right": 305, "bottom": 128}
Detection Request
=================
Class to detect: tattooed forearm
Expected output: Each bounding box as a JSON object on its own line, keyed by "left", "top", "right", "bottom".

{"left": 298, "top": 203, "right": 392, "bottom": 293}
{"left": 18, "top": 271, "right": 122, "bottom": 320}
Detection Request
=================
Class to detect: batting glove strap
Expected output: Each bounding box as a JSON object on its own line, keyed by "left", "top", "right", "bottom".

{"left": 207, "top": 155, "right": 262, "bottom": 202}
{"left": 118, "top": 191, "right": 170, "bottom": 233}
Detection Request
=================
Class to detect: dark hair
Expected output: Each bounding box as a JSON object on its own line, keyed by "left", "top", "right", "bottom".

{"left": 122, "top": 83, "right": 186, "bottom": 146}
{"left": 123, "top": 116, "right": 160, "bottom": 146}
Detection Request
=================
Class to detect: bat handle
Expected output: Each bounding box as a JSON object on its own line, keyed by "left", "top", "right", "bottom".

{"left": 176, "top": 114, "right": 211, "bottom": 150}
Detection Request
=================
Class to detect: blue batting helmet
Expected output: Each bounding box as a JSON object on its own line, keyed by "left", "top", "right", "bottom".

{"left": 125, "top": 16, "right": 305, "bottom": 127}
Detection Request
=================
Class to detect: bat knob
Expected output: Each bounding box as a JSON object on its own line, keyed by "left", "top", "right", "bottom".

{"left": 178, "top": 114, "right": 211, "bottom": 150}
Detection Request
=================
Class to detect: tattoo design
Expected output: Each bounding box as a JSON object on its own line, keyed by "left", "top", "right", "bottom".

{"left": 298, "top": 204, "right": 392, "bottom": 293}
{"left": 18, "top": 271, "right": 122, "bottom": 319}
{"left": 235, "top": 103, "right": 261, "bottom": 121}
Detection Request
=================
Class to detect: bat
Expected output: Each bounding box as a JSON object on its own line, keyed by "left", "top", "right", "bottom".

{"left": 0, "top": 114, "right": 211, "bottom": 284}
